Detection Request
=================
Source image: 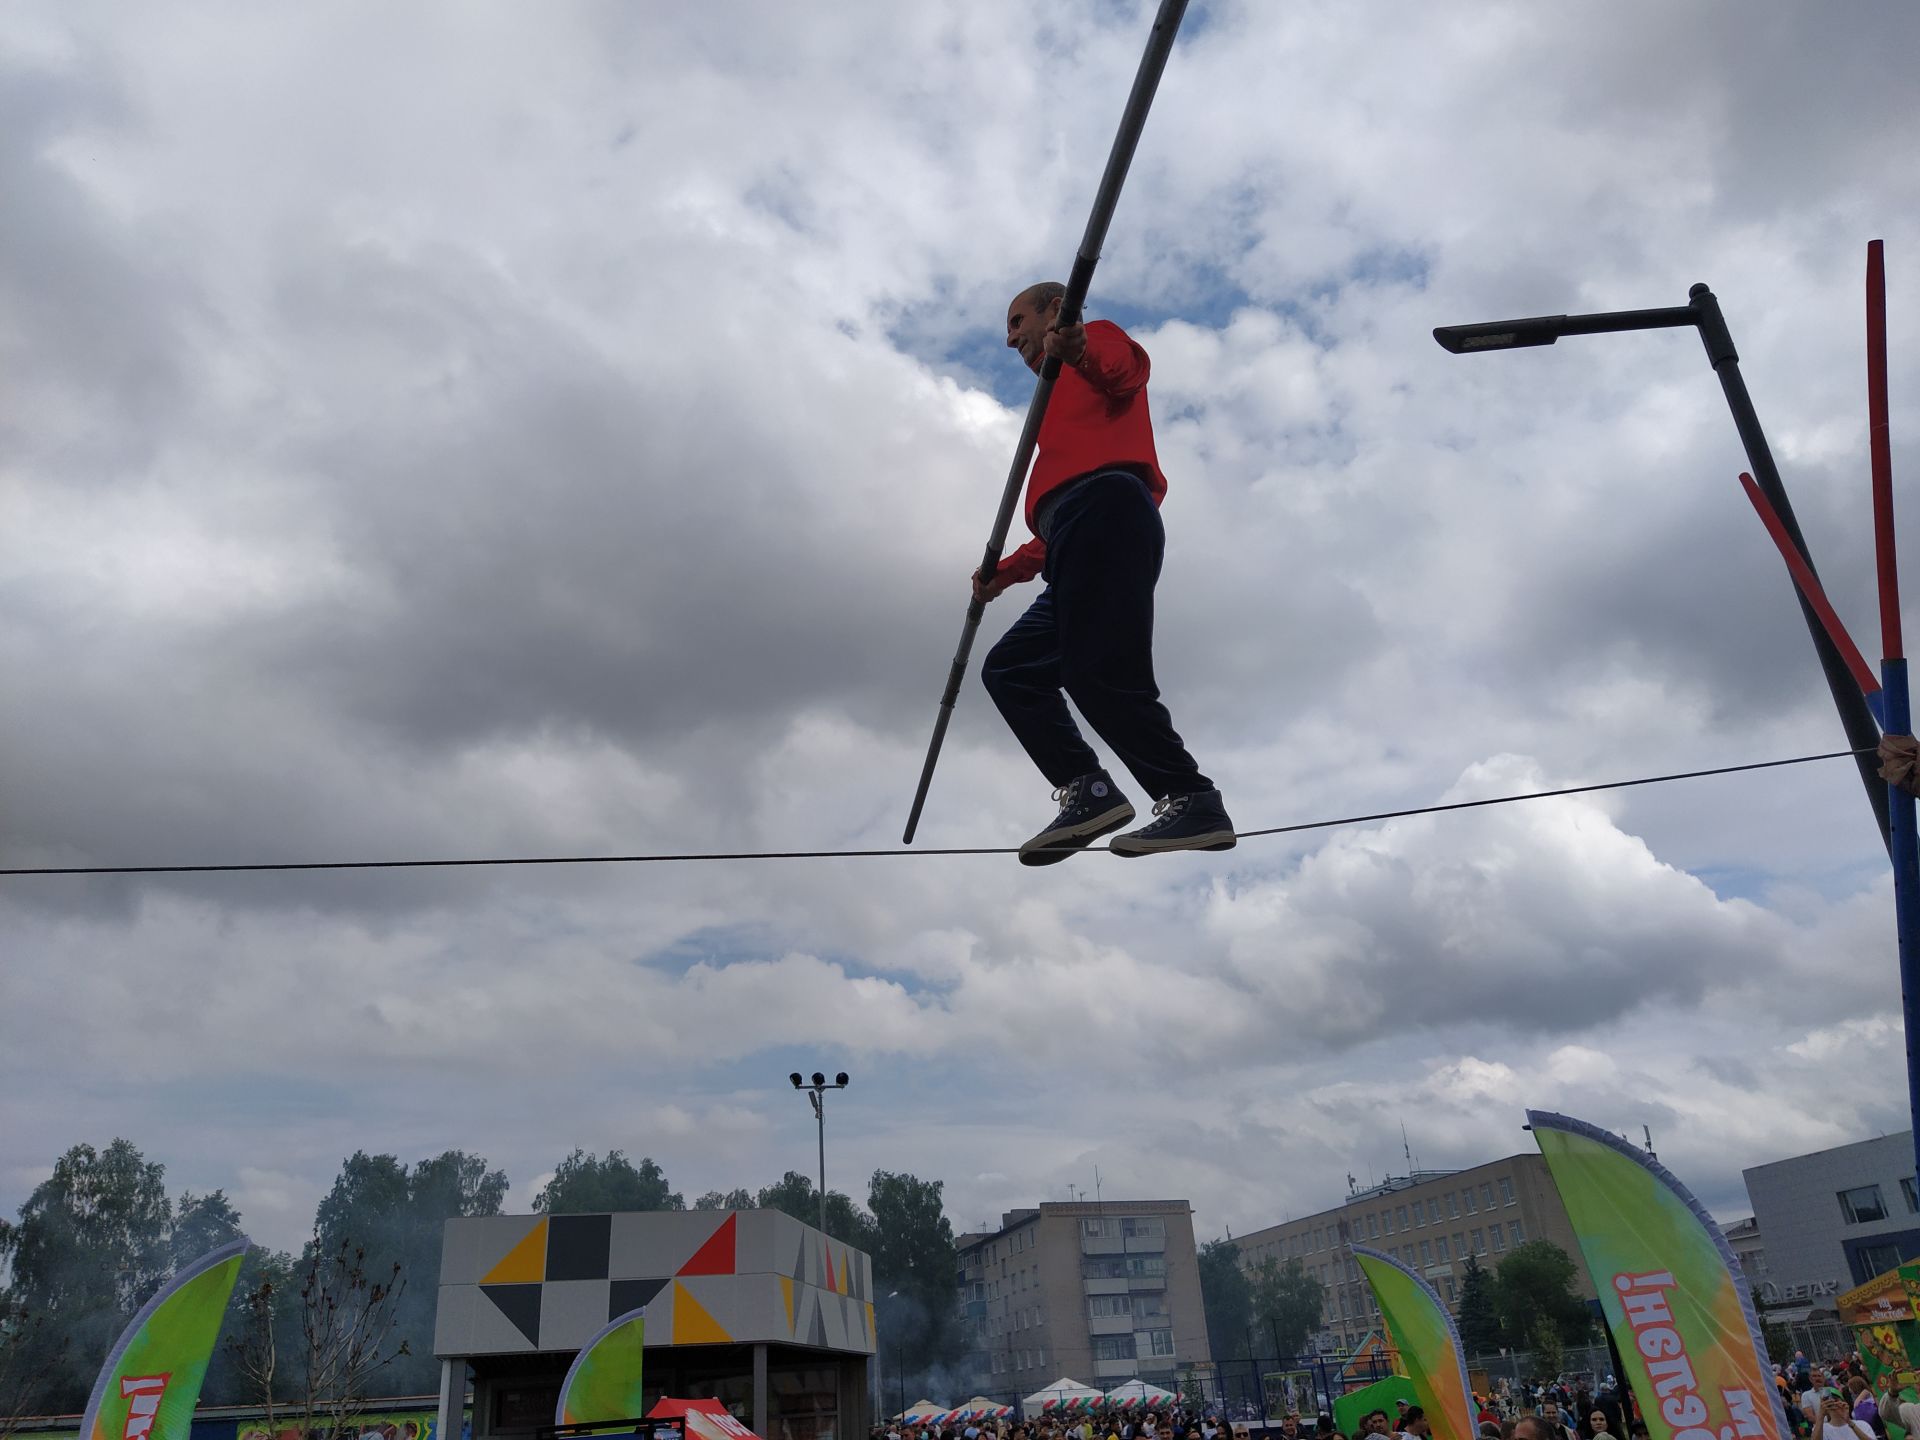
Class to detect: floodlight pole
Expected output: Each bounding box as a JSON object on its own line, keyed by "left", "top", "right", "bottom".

{"left": 1434, "top": 284, "right": 1891, "bottom": 851}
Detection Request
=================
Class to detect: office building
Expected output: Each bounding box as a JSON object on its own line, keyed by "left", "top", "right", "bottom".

{"left": 1744, "top": 1130, "right": 1920, "bottom": 1319}
{"left": 955, "top": 1200, "right": 1212, "bottom": 1394}
{"left": 1232, "top": 1155, "right": 1596, "bottom": 1353}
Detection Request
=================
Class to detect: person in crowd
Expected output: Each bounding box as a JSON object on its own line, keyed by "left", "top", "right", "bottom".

{"left": 1511, "top": 1418, "right": 1553, "bottom": 1440}
{"left": 1578, "top": 1410, "right": 1611, "bottom": 1440}
{"left": 1538, "top": 1403, "right": 1574, "bottom": 1440}
{"left": 1849, "top": 1376, "right": 1879, "bottom": 1428}
{"left": 1399, "top": 1407, "right": 1430, "bottom": 1440}
{"left": 1803, "top": 1374, "right": 1829, "bottom": 1423}
{"left": 1818, "top": 1390, "right": 1876, "bottom": 1440}
{"left": 1359, "top": 1410, "right": 1393, "bottom": 1439}
{"left": 1278, "top": 1415, "right": 1303, "bottom": 1440}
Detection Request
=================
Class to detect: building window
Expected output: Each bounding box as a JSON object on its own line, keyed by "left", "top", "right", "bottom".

{"left": 1490, "top": 1226, "right": 1506, "bottom": 1252}
{"left": 1859, "top": 1242, "right": 1904, "bottom": 1280}
{"left": 1124, "top": 1216, "right": 1165, "bottom": 1238}
{"left": 1145, "top": 1328, "right": 1175, "bottom": 1356}
{"left": 1841, "top": 1185, "right": 1890, "bottom": 1224}
{"left": 1367, "top": 1214, "right": 1379, "bottom": 1239}
{"left": 1127, "top": 1255, "right": 1165, "bottom": 1277}
{"left": 1471, "top": 1228, "right": 1485, "bottom": 1254}
{"left": 1906, "top": 1177, "right": 1919, "bottom": 1214}
{"left": 1382, "top": 1210, "right": 1394, "bottom": 1235}
{"left": 1397, "top": 1205, "right": 1409, "bottom": 1230}
{"left": 1093, "top": 1335, "right": 1136, "bottom": 1361}
{"left": 1446, "top": 1194, "right": 1460, "bottom": 1219}
{"left": 1436, "top": 1237, "right": 1450, "bottom": 1261}
{"left": 1420, "top": 1241, "right": 1433, "bottom": 1265}
{"left": 1084, "top": 1258, "right": 1127, "bottom": 1279}
{"left": 1347, "top": 1258, "right": 1358, "bottom": 1281}
{"left": 1482, "top": 1182, "right": 1496, "bottom": 1208}
{"left": 1510, "top": 1220, "right": 1525, "bottom": 1245}
{"left": 1428, "top": 1200, "right": 1443, "bottom": 1223}
{"left": 1090, "top": 1296, "right": 1133, "bottom": 1318}
{"left": 1499, "top": 1178, "right": 1516, "bottom": 1206}
{"left": 1414, "top": 1205, "right": 1426, "bottom": 1229}
{"left": 1464, "top": 1188, "right": 1478, "bottom": 1215}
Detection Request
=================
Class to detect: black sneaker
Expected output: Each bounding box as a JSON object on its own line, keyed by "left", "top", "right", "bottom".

{"left": 1109, "top": 788, "right": 1236, "bottom": 857}
{"left": 1018, "top": 772, "right": 1136, "bottom": 866}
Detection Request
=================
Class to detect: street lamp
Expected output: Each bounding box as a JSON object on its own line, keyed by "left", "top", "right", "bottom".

{"left": 1434, "top": 282, "right": 1890, "bottom": 848}
{"left": 789, "top": 1070, "right": 850, "bottom": 1235}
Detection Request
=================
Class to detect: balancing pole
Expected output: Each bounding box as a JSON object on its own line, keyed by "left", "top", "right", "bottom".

{"left": 1867, "top": 240, "right": 1920, "bottom": 1183}
{"left": 902, "top": 0, "right": 1191, "bottom": 844}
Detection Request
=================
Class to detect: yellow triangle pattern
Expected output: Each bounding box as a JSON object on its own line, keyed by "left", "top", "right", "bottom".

{"left": 482, "top": 1217, "right": 548, "bottom": 1285}
{"left": 780, "top": 1275, "right": 795, "bottom": 1333}
{"left": 672, "top": 1280, "right": 732, "bottom": 1344}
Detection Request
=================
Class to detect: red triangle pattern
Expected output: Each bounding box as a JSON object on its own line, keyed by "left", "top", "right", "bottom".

{"left": 824, "top": 1242, "right": 837, "bottom": 1294}
{"left": 678, "top": 1213, "right": 738, "bottom": 1276}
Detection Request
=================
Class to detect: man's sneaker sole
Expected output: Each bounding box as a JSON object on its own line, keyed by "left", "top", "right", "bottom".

{"left": 1109, "top": 828, "right": 1238, "bottom": 858}
{"left": 1018, "top": 802, "right": 1137, "bottom": 866}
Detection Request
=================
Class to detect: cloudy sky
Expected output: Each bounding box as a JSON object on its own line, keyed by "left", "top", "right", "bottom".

{"left": 5, "top": 1, "right": 1920, "bottom": 1260}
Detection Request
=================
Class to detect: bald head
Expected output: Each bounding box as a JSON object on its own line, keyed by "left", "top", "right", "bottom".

{"left": 1005, "top": 281, "right": 1068, "bottom": 373}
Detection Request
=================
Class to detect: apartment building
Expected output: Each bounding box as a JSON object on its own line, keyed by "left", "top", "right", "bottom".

{"left": 1232, "top": 1155, "right": 1596, "bottom": 1353}
{"left": 956, "top": 1200, "right": 1212, "bottom": 1394}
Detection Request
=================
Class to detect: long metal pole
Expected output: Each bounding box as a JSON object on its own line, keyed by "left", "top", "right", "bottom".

{"left": 1690, "top": 283, "right": 1892, "bottom": 849}
{"left": 816, "top": 1090, "right": 828, "bottom": 1235}
{"left": 902, "top": 0, "right": 1192, "bottom": 844}
{"left": 1865, "top": 241, "right": 1920, "bottom": 1190}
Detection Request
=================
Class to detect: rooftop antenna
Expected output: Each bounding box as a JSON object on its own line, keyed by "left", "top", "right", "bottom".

{"left": 1094, "top": 1165, "right": 1103, "bottom": 1209}
{"left": 1402, "top": 1122, "right": 1414, "bottom": 1172}
{"left": 1643, "top": 1125, "right": 1658, "bottom": 1162}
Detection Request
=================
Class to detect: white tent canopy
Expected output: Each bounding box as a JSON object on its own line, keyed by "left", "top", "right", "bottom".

{"left": 1104, "top": 1381, "right": 1178, "bottom": 1407}
{"left": 1024, "top": 1379, "right": 1106, "bottom": 1410}
{"left": 899, "top": 1401, "right": 950, "bottom": 1421}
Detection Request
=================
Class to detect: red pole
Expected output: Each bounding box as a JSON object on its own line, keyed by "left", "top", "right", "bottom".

{"left": 1871, "top": 239, "right": 1901, "bottom": 660}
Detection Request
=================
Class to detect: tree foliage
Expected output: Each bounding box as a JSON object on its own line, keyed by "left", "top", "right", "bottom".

{"left": 1456, "top": 1253, "right": 1503, "bottom": 1358}
{"left": 1493, "top": 1241, "right": 1592, "bottom": 1357}
{"left": 693, "top": 1189, "right": 757, "bottom": 1211}
{"left": 0, "top": 1140, "right": 174, "bottom": 1411}
{"left": 1248, "top": 1256, "right": 1324, "bottom": 1359}
{"left": 1198, "top": 1239, "right": 1252, "bottom": 1363}
{"left": 755, "top": 1172, "right": 874, "bottom": 1248}
{"left": 535, "top": 1152, "right": 684, "bottom": 1215}
{"left": 867, "top": 1172, "right": 959, "bottom": 1394}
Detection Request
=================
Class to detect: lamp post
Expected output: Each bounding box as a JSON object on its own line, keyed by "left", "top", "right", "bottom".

{"left": 1433, "top": 283, "right": 1890, "bottom": 849}
{"left": 789, "top": 1070, "right": 850, "bottom": 1234}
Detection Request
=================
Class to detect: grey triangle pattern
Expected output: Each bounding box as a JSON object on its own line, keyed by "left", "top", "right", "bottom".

{"left": 806, "top": 1291, "right": 828, "bottom": 1347}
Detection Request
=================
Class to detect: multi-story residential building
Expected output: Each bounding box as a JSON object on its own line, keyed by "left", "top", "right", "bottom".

{"left": 955, "top": 1200, "right": 1212, "bottom": 1395}
{"left": 1231, "top": 1156, "right": 1596, "bottom": 1353}
{"left": 1744, "top": 1130, "right": 1920, "bottom": 1319}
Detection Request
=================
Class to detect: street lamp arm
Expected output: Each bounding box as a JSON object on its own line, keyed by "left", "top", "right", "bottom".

{"left": 1433, "top": 304, "right": 1696, "bottom": 354}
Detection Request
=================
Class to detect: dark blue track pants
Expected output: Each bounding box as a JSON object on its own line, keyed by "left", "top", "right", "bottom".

{"left": 980, "top": 470, "right": 1211, "bottom": 800}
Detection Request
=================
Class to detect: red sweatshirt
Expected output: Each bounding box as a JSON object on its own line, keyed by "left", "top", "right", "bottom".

{"left": 996, "top": 318, "right": 1166, "bottom": 584}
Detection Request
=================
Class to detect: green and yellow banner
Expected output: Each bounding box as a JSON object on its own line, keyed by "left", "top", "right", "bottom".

{"left": 1351, "top": 1245, "right": 1474, "bottom": 1440}
{"left": 555, "top": 1306, "right": 647, "bottom": 1427}
{"left": 1529, "top": 1112, "right": 1787, "bottom": 1440}
{"left": 78, "top": 1238, "right": 249, "bottom": 1440}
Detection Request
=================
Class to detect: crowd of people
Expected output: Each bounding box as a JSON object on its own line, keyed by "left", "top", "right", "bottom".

{"left": 871, "top": 1349, "right": 1919, "bottom": 1440}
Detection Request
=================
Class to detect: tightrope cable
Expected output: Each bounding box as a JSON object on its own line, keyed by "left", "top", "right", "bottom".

{"left": 0, "top": 746, "right": 1874, "bottom": 878}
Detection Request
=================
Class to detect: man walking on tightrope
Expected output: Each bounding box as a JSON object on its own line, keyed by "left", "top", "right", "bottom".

{"left": 974, "top": 282, "right": 1233, "bottom": 864}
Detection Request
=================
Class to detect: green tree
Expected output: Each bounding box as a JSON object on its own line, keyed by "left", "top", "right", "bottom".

{"left": 536, "top": 1152, "right": 685, "bottom": 1214}
{"left": 1494, "top": 1241, "right": 1591, "bottom": 1358}
{"left": 1456, "top": 1253, "right": 1503, "bottom": 1358}
{"left": 693, "top": 1189, "right": 757, "bottom": 1211}
{"left": 1198, "top": 1239, "right": 1252, "bottom": 1363}
{"left": 1249, "top": 1257, "right": 1323, "bottom": 1359}
{"left": 755, "top": 1172, "right": 874, "bottom": 1249}
{"left": 0, "top": 1140, "right": 173, "bottom": 1411}
{"left": 867, "top": 1172, "right": 958, "bottom": 1392}
{"left": 310, "top": 1150, "right": 507, "bottom": 1393}
{"left": 171, "top": 1191, "right": 246, "bottom": 1270}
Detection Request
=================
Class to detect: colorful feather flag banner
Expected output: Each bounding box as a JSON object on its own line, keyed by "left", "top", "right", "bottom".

{"left": 1528, "top": 1112, "right": 1788, "bottom": 1440}
{"left": 555, "top": 1307, "right": 647, "bottom": 1427}
{"left": 78, "top": 1238, "right": 249, "bottom": 1440}
{"left": 1350, "top": 1245, "right": 1475, "bottom": 1440}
